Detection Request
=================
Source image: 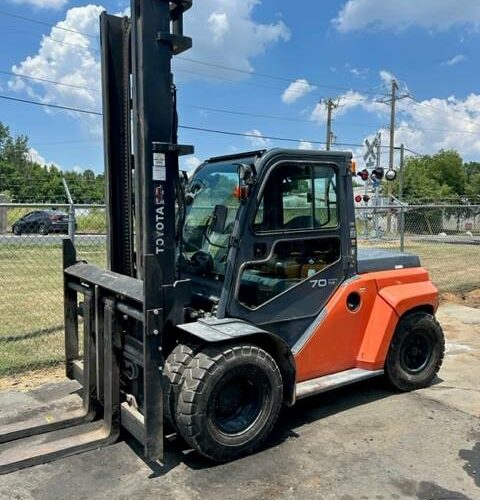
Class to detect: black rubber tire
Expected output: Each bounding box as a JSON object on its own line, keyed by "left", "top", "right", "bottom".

{"left": 163, "top": 343, "right": 197, "bottom": 431}
{"left": 38, "top": 224, "right": 48, "bottom": 235}
{"left": 176, "top": 344, "right": 283, "bottom": 462}
{"left": 385, "top": 311, "right": 445, "bottom": 392}
{"left": 13, "top": 226, "right": 21, "bottom": 236}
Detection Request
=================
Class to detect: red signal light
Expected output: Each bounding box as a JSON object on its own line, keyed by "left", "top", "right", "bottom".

{"left": 355, "top": 195, "right": 362, "bottom": 203}
{"left": 357, "top": 169, "right": 369, "bottom": 181}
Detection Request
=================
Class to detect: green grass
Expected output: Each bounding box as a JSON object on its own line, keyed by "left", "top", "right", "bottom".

{"left": 0, "top": 238, "right": 478, "bottom": 379}
{"left": 358, "top": 239, "right": 480, "bottom": 293}
{"left": 0, "top": 243, "right": 105, "bottom": 377}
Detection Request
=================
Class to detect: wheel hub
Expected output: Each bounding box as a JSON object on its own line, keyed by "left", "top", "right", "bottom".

{"left": 211, "top": 372, "right": 265, "bottom": 436}
{"left": 400, "top": 331, "right": 432, "bottom": 373}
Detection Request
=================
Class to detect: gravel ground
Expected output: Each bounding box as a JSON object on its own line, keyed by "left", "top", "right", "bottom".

{"left": 0, "top": 303, "right": 479, "bottom": 500}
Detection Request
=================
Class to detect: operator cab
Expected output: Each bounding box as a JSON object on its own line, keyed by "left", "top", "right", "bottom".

{"left": 181, "top": 148, "right": 357, "bottom": 346}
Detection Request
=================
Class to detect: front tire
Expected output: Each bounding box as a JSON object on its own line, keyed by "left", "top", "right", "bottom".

{"left": 176, "top": 344, "right": 283, "bottom": 462}
{"left": 163, "top": 343, "right": 197, "bottom": 431}
{"left": 13, "top": 226, "right": 21, "bottom": 236}
{"left": 385, "top": 311, "right": 444, "bottom": 391}
{"left": 38, "top": 223, "right": 49, "bottom": 235}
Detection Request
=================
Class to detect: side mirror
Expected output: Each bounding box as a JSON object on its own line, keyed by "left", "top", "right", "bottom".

{"left": 211, "top": 204, "right": 228, "bottom": 233}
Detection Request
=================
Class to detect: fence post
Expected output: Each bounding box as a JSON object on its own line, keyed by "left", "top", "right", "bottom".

{"left": 399, "top": 206, "right": 405, "bottom": 252}
{"left": 68, "top": 204, "right": 76, "bottom": 244}
{"left": 0, "top": 194, "right": 6, "bottom": 234}
{"left": 62, "top": 178, "right": 75, "bottom": 245}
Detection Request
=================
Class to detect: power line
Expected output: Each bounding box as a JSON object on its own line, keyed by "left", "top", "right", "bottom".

{"left": 0, "top": 10, "right": 386, "bottom": 98}
{"left": 3, "top": 25, "right": 99, "bottom": 51}
{"left": 0, "top": 94, "right": 102, "bottom": 115}
{"left": 1, "top": 69, "right": 477, "bottom": 136}
{"left": 0, "top": 9, "right": 99, "bottom": 39}
{"left": 0, "top": 70, "right": 98, "bottom": 92}
{"left": 177, "top": 57, "right": 386, "bottom": 97}
{"left": 0, "top": 93, "right": 432, "bottom": 156}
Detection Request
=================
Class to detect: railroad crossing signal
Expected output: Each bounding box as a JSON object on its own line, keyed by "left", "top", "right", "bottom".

{"left": 364, "top": 136, "right": 379, "bottom": 168}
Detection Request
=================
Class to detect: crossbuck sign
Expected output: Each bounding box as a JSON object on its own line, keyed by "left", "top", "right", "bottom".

{"left": 364, "top": 135, "right": 380, "bottom": 168}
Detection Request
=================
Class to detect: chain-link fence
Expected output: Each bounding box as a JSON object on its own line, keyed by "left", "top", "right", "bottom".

{"left": 0, "top": 202, "right": 479, "bottom": 384}
{"left": 356, "top": 204, "right": 480, "bottom": 292}
{"left": 0, "top": 203, "right": 106, "bottom": 382}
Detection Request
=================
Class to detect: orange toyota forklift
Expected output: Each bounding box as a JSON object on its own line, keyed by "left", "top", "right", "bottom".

{"left": 0, "top": 0, "right": 444, "bottom": 471}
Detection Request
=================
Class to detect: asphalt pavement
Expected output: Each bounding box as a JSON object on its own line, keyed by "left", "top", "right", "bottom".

{"left": 0, "top": 303, "right": 479, "bottom": 500}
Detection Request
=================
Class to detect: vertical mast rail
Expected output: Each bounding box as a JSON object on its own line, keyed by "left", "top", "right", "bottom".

{"left": 130, "top": 0, "right": 193, "bottom": 461}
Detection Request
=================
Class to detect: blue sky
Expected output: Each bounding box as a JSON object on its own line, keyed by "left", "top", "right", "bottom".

{"left": 1, "top": 0, "right": 480, "bottom": 173}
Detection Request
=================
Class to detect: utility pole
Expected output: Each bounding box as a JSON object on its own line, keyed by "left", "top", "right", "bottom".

{"left": 378, "top": 79, "right": 409, "bottom": 233}
{"left": 325, "top": 98, "right": 338, "bottom": 151}
{"left": 399, "top": 143, "right": 405, "bottom": 251}
{"left": 399, "top": 143, "right": 405, "bottom": 200}
{"left": 374, "top": 132, "right": 381, "bottom": 238}
{"left": 388, "top": 79, "right": 398, "bottom": 173}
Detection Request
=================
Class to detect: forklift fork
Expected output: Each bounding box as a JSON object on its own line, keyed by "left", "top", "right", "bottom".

{"left": 0, "top": 243, "right": 121, "bottom": 474}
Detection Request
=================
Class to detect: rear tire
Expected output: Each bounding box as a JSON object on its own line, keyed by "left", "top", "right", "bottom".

{"left": 38, "top": 224, "right": 48, "bottom": 235}
{"left": 176, "top": 344, "right": 283, "bottom": 462}
{"left": 385, "top": 311, "right": 444, "bottom": 392}
{"left": 13, "top": 226, "right": 21, "bottom": 236}
{"left": 163, "top": 343, "right": 197, "bottom": 431}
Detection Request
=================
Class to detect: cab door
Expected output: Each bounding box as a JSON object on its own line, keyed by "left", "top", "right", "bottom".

{"left": 225, "top": 159, "right": 349, "bottom": 349}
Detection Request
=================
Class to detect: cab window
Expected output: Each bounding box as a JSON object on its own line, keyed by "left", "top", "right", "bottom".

{"left": 254, "top": 163, "right": 338, "bottom": 232}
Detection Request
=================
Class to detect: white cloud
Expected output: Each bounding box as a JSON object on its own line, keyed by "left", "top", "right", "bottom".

{"left": 298, "top": 141, "right": 314, "bottom": 150}
{"left": 10, "top": 5, "right": 104, "bottom": 135}
{"left": 9, "top": 0, "right": 67, "bottom": 8}
{"left": 27, "top": 147, "right": 48, "bottom": 165}
{"left": 443, "top": 54, "right": 467, "bottom": 66}
{"left": 333, "top": 0, "right": 480, "bottom": 33}
{"left": 379, "top": 70, "right": 395, "bottom": 85}
{"left": 183, "top": 156, "right": 202, "bottom": 174}
{"left": 10, "top": 1, "right": 289, "bottom": 136}
{"left": 245, "top": 129, "right": 270, "bottom": 148}
{"left": 311, "top": 91, "right": 370, "bottom": 123}
{"left": 307, "top": 71, "right": 480, "bottom": 161}
{"left": 176, "top": 0, "right": 290, "bottom": 79}
{"left": 208, "top": 12, "right": 229, "bottom": 43}
{"left": 281, "top": 79, "right": 316, "bottom": 104}
{"left": 345, "top": 64, "right": 369, "bottom": 79}
{"left": 356, "top": 95, "right": 480, "bottom": 162}
{"left": 27, "top": 147, "right": 63, "bottom": 169}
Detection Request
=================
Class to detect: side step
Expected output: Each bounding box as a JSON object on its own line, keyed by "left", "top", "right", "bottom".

{"left": 295, "top": 368, "right": 384, "bottom": 400}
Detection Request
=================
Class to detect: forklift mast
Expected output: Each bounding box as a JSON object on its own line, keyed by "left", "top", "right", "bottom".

{"left": 101, "top": 0, "right": 193, "bottom": 459}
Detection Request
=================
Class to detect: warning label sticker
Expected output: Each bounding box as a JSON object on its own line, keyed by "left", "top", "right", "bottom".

{"left": 153, "top": 165, "right": 166, "bottom": 181}
{"left": 153, "top": 152, "right": 166, "bottom": 181}
{"left": 153, "top": 152, "right": 166, "bottom": 166}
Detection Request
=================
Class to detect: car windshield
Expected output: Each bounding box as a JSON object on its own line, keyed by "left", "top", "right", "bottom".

{"left": 181, "top": 162, "right": 240, "bottom": 278}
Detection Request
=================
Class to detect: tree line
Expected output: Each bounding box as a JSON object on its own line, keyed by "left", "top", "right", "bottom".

{"left": 395, "top": 150, "right": 480, "bottom": 204}
{"left": 0, "top": 122, "right": 104, "bottom": 203}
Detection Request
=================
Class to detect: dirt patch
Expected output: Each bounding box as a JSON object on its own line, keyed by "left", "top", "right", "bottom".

{"left": 441, "top": 289, "right": 480, "bottom": 309}
{"left": 0, "top": 365, "right": 65, "bottom": 391}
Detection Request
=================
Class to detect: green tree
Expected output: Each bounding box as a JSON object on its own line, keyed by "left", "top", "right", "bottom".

{"left": 0, "top": 120, "right": 105, "bottom": 203}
